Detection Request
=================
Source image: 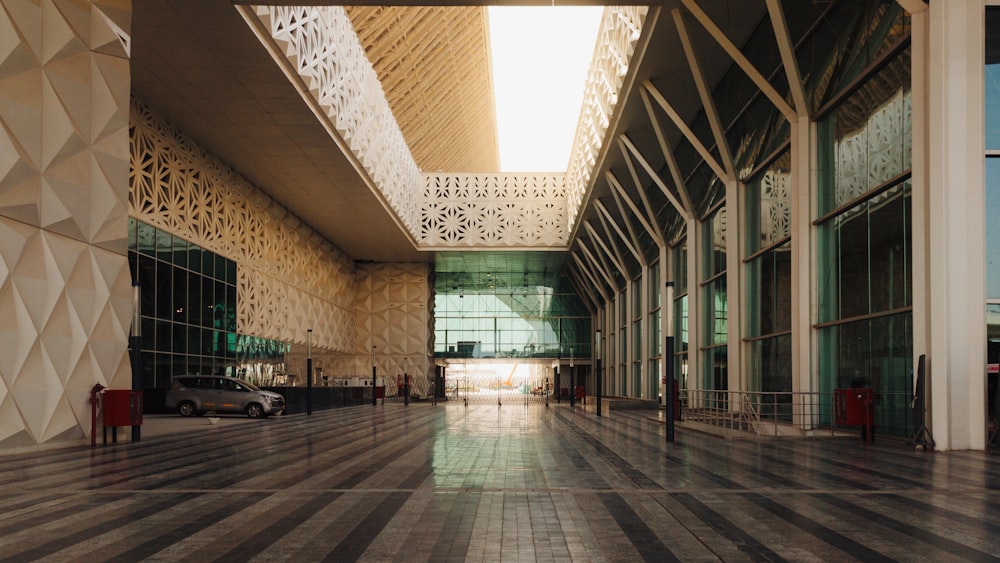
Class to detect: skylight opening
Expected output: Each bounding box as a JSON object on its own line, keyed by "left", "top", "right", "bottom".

{"left": 488, "top": 6, "right": 604, "bottom": 173}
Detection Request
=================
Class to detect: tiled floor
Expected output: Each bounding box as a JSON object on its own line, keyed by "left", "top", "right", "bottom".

{"left": 1, "top": 404, "right": 999, "bottom": 562}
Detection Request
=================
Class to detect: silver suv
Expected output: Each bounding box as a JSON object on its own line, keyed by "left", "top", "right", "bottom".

{"left": 165, "top": 375, "right": 285, "bottom": 418}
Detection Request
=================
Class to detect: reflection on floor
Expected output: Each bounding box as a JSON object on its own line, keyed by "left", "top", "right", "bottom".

{"left": 1, "top": 404, "right": 999, "bottom": 561}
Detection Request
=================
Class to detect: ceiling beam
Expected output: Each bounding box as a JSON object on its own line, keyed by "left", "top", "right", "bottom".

{"left": 765, "top": 0, "right": 808, "bottom": 118}
{"left": 620, "top": 133, "right": 690, "bottom": 223}
{"left": 566, "top": 268, "right": 599, "bottom": 313}
{"left": 596, "top": 199, "right": 645, "bottom": 267}
{"left": 572, "top": 251, "right": 610, "bottom": 302}
{"left": 618, "top": 138, "right": 666, "bottom": 247}
{"left": 639, "top": 86, "right": 694, "bottom": 216}
{"left": 584, "top": 220, "right": 628, "bottom": 279}
{"left": 672, "top": 7, "right": 736, "bottom": 183}
{"left": 606, "top": 170, "right": 662, "bottom": 248}
{"left": 578, "top": 238, "right": 618, "bottom": 292}
{"left": 679, "top": 0, "right": 797, "bottom": 121}
{"left": 642, "top": 80, "right": 729, "bottom": 184}
{"left": 595, "top": 207, "right": 634, "bottom": 270}
{"left": 607, "top": 183, "right": 646, "bottom": 268}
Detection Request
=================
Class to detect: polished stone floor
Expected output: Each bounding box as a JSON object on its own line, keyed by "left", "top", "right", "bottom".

{"left": 1, "top": 403, "right": 999, "bottom": 562}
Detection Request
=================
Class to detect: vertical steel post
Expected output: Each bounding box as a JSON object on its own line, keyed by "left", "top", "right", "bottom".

{"left": 665, "top": 282, "right": 675, "bottom": 443}
{"left": 372, "top": 345, "right": 377, "bottom": 407}
{"left": 130, "top": 282, "right": 141, "bottom": 443}
{"left": 596, "top": 329, "right": 602, "bottom": 417}
{"left": 556, "top": 357, "right": 561, "bottom": 404}
{"left": 306, "top": 329, "right": 313, "bottom": 415}
{"left": 570, "top": 347, "right": 575, "bottom": 407}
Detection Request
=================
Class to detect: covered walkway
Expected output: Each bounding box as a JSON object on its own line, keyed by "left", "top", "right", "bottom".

{"left": 1, "top": 405, "right": 998, "bottom": 561}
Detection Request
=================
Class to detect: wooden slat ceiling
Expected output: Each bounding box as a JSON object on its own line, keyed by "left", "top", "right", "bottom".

{"left": 345, "top": 6, "right": 500, "bottom": 172}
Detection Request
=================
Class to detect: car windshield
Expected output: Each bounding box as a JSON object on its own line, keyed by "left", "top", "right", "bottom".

{"left": 237, "top": 379, "right": 261, "bottom": 391}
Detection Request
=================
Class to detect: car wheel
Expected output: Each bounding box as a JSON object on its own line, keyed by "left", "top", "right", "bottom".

{"left": 246, "top": 403, "right": 264, "bottom": 418}
{"left": 178, "top": 401, "right": 196, "bottom": 417}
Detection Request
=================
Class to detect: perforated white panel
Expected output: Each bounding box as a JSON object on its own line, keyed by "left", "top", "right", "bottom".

{"left": 420, "top": 174, "right": 567, "bottom": 248}
{"left": 835, "top": 91, "right": 912, "bottom": 205}
{"left": 247, "top": 6, "right": 422, "bottom": 236}
{"left": 245, "top": 6, "right": 647, "bottom": 248}
{"left": 129, "top": 101, "right": 357, "bottom": 353}
{"left": 760, "top": 170, "right": 790, "bottom": 247}
{"left": 566, "top": 6, "right": 648, "bottom": 232}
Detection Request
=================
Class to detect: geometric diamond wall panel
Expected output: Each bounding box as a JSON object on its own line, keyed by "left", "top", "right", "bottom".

{"left": 353, "top": 262, "right": 431, "bottom": 391}
{"left": 0, "top": 0, "right": 132, "bottom": 451}
{"left": 0, "top": 220, "right": 132, "bottom": 449}
{"left": 129, "top": 100, "right": 357, "bottom": 353}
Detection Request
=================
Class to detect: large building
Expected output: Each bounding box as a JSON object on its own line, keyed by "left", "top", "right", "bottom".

{"left": 0, "top": 0, "right": 996, "bottom": 453}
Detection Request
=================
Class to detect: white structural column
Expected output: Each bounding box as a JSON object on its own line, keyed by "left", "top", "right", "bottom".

{"left": 926, "top": 1, "right": 986, "bottom": 450}
{"left": 686, "top": 217, "right": 701, "bottom": 400}
{"left": 767, "top": 0, "right": 816, "bottom": 428}
{"left": 674, "top": 7, "right": 741, "bottom": 399}
{"left": 790, "top": 116, "right": 816, "bottom": 423}
{"left": 904, "top": 0, "right": 931, "bottom": 442}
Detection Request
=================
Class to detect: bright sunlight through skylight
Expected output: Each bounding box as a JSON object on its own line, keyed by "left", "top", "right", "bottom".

{"left": 488, "top": 6, "right": 604, "bottom": 173}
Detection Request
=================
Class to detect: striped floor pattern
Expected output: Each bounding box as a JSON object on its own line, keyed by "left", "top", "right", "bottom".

{"left": 1, "top": 404, "right": 999, "bottom": 562}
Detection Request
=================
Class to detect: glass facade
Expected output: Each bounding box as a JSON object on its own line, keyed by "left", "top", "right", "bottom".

{"left": 649, "top": 263, "right": 661, "bottom": 401}
{"left": 988, "top": 7, "right": 1000, "bottom": 300}
{"left": 433, "top": 256, "right": 589, "bottom": 359}
{"left": 631, "top": 278, "right": 641, "bottom": 396}
{"left": 746, "top": 150, "right": 792, "bottom": 396}
{"left": 702, "top": 207, "right": 727, "bottom": 392}
{"left": 672, "top": 241, "right": 689, "bottom": 390}
{"left": 987, "top": 6, "right": 1000, "bottom": 436}
{"left": 989, "top": 158, "right": 1000, "bottom": 300}
{"left": 816, "top": 41, "right": 912, "bottom": 436}
{"left": 128, "top": 219, "right": 288, "bottom": 402}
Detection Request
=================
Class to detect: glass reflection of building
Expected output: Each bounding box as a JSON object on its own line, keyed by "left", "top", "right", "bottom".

{"left": 127, "top": 218, "right": 288, "bottom": 401}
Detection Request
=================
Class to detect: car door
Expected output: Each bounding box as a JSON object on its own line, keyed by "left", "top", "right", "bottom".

{"left": 197, "top": 377, "right": 223, "bottom": 414}
{"left": 216, "top": 377, "right": 244, "bottom": 414}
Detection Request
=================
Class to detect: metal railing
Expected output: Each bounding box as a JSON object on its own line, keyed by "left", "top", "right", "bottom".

{"left": 678, "top": 389, "right": 914, "bottom": 438}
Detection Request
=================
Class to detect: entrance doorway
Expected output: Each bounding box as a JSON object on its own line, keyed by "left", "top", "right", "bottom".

{"left": 439, "top": 361, "right": 553, "bottom": 406}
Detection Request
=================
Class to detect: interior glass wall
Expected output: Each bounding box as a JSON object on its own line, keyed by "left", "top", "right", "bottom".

{"left": 816, "top": 41, "right": 912, "bottom": 436}
{"left": 433, "top": 255, "right": 590, "bottom": 360}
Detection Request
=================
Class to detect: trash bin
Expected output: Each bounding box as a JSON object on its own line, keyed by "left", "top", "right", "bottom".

{"left": 103, "top": 390, "right": 143, "bottom": 427}
{"left": 834, "top": 387, "right": 874, "bottom": 442}
{"left": 102, "top": 389, "right": 142, "bottom": 444}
